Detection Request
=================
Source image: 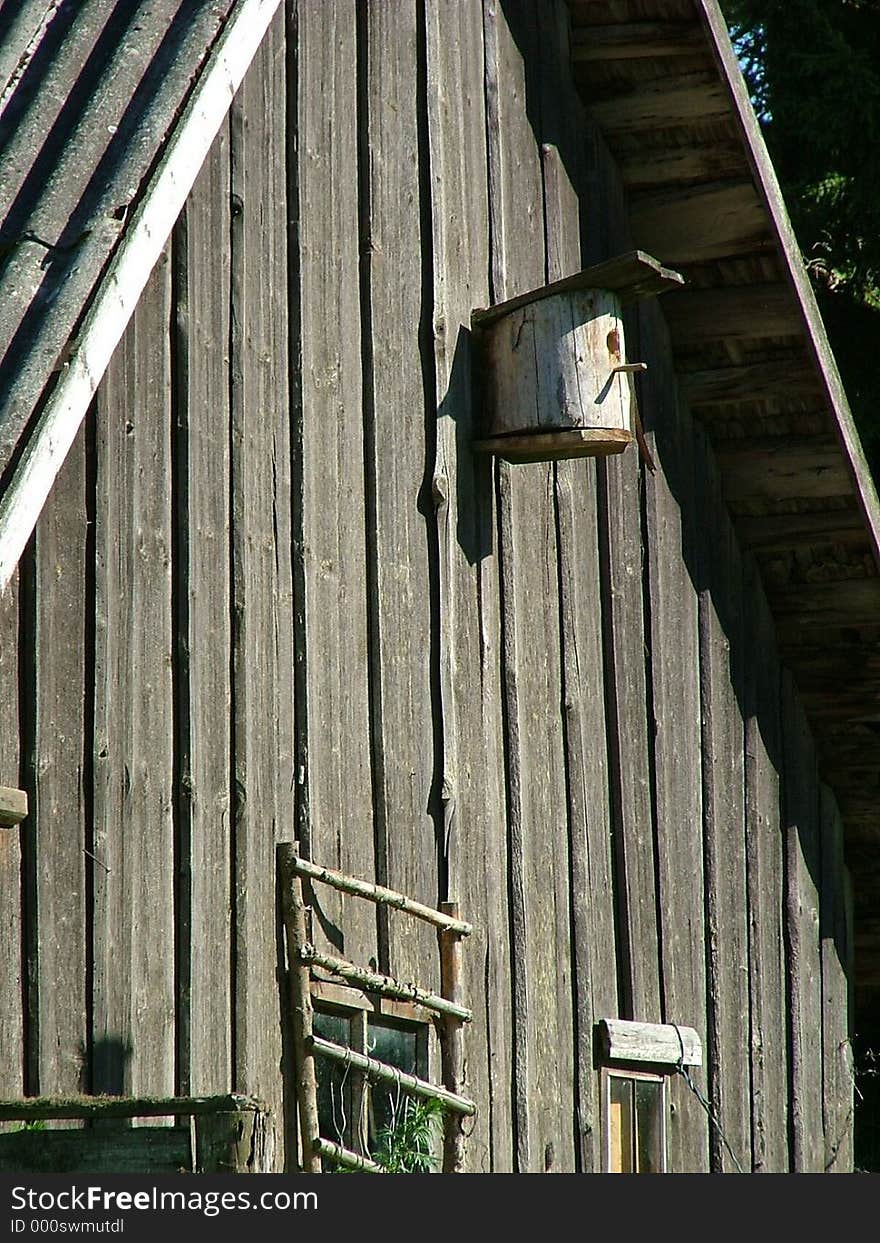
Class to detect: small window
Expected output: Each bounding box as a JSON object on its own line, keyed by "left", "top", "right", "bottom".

{"left": 603, "top": 1067, "right": 667, "bottom": 1173}
{"left": 597, "top": 1017, "right": 702, "bottom": 1175}
{"left": 311, "top": 985, "right": 435, "bottom": 1169}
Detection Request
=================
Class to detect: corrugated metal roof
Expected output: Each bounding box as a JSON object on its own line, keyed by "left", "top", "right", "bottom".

{"left": 0, "top": 0, "right": 235, "bottom": 478}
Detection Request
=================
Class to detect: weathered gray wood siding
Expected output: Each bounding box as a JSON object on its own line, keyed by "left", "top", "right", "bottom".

{"left": 3, "top": 0, "right": 852, "bottom": 1173}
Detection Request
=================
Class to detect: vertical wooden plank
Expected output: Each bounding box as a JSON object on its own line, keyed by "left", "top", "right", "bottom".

{"left": 92, "top": 258, "right": 175, "bottom": 1100}
{"left": 742, "top": 554, "right": 788, "bottom": 1171}
{"left": 640, "top": 301, "right": 709, "bottom": 1173}
{"left": 484, "top": 0, "right": 574, "bottom": 1173}
{"left": 30, "top": 431, "right": 88, "bottom": 1096}
{"left": 362, "top": 0, "right": 438, "bottom": 987}
{"left": 0, "top": 570, "right": 23, "bottom": 1098}
{"left": 694, "top": 423, "right": 750, "bottom": 1174}
{"left": 294, "top": 0, "right": 376, "bottom": 970}
{"left": 230, "top": 12, "right": 292, "bottom": 1161}
{"left": 585, "top": 125, "right": 660, "bottom": 1031}
{"left": 537, "top": 0, "right": 617, "bottom": 1173}
{"left": 174, "top": 125, "right": 233, "bottom": 1096}
{"left": 782, "top": 668, "right": 824, "bottom": 1171}
{"left": 425, "top": 0, "right": 512, "bottom": 1171}
{"left": 820, "top": 784, "right": 854, "bottom": 1171}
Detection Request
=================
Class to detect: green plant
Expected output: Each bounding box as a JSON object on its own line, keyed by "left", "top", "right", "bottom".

{"left": 373, "top": 1096, "right": 443, "bottom": 1174}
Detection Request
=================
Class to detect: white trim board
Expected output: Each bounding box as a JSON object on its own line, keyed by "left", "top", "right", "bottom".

{"left": 0, "top": 0, "right": 284, "bottom": 593}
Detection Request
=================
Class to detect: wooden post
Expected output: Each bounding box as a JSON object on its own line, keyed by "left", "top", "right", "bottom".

{"left": 439, "top": 900, "right": 466, "bottom": 1172}
{"left": 278, "top": 842, "right": 321, "bottom": 1172}
{"left": 191, "top": 1105, "right": 273, "bottom": 1173}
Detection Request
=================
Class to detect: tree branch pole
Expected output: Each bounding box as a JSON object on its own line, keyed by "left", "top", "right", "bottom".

{"left": 439, "top": 901, "right": 467, "bottom": 1172}
{"left": 278, "top": 842, "right": 322, "bottom": 1172}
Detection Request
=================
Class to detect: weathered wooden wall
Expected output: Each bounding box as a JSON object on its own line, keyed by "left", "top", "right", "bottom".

{"left": 0, "top": 0, "right": 853, "bottom": 1172}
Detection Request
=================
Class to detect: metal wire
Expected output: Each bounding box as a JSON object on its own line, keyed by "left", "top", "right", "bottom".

{"left": 672, "top": 1024, "right": 746, "bottom": 1174}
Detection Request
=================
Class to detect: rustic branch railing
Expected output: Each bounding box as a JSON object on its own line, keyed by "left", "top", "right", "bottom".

{"left": 277, "top": 841, "right": 473, "bottom": 1174}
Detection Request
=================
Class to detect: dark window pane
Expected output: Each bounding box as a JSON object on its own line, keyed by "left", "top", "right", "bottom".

{"left": 635, "top": 1079, "right": 664, "bottom": 1173}
{"left": 313, "top": 1012, "right": 353, "bottom": 1146}
{"left": 367, "top": 1021, "right": 420, "bottom": 1141}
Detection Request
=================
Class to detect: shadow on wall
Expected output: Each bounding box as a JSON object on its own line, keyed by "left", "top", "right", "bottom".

{"left": 90, "top": 1037, "right": 132, "bottom": 1097}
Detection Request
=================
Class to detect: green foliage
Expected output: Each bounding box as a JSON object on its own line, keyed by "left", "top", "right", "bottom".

{"left": 721, "top": 1, "right": 880, "bottom": 468}
{"left": 373, "top": 1095, "right": 443, "bottom": 1174}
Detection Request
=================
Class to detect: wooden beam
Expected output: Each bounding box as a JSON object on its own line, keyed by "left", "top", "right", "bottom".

{"left": 616, "top": 141, "right": 744, "bottom": 191}
{"left": 678, "top": 356, "right": 821, "bottom": 407}
{"left": 697, "top": 0, "right": 880, "bottom": 575}
{"left": 586, "top": 73, "right": 730, "bottom": 133}
{"left": 0, "top": 1093, "right": 264, "bottom": 1122}
{"left": 0, "top": 786, "right": 26, "bottom": 827}
{"left": 768, "top": 577, "right": 880, "bottom": 630}
{"left": 714, "top": 437, "right": 853, "bottom": 503}
{"left": 663, "top": 283, "right": 802, "bottom": 344}
{"left": 736, "top": 509, "right": 865, "bottom": 551}
{"left": 0, "top": 0, "right": 285, "bottom": 593}
{"left": 630, "top": 180, "right": 769, "bottom": 265}
{"left": 571, "top": 21, "right": 704, "bottom": 61}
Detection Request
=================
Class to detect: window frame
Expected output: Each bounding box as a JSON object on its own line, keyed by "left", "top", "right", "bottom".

{"left": 600, "top": 1064, "right": 668, "bottom": 1174}
{"left": 309, "top": 979, "right": 436, "bottom": 1163}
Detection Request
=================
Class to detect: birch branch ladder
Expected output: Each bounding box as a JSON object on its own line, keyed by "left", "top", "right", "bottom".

{"left": 277, "top": 843, "right": 474, "bottom": 1173}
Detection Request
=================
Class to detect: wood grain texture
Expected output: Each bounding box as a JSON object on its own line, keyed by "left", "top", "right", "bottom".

{"left": 820, "top": 785, "right": 853, "bottom": 1171}
{"left": 694, "top": 423, "right": 750, "bottom": 1174}
{"left": 0, "top": 570, "right": 22, "bottom": 1098}
{"left": 640, "top": 300, "right": 708, "bottom": 1173}
{"left": 538, "top": 0, "right": 617, "bottom": 1173}
{"left": 362, "top": 0, "right": 438, "bottom": 988}
{"left": 229, "top": 13, "right": 291, "bottom": 1160}
{"left": 294, "top": 0, "right": 376, "bottom": 969}
{"left": 425, "top": 0, "right": 512, "bottom": 1171}
{"left": 782, "top": 669, "right": 824, "bottom": 1171}
{"left": 173, "top": 126, "right": 233, "bottom": 1097}
{"left": 92, "top": 258, "right": 175, "bottom": 1102}
{"left": 742, "top": 555, "right": 788, "bottom": 1171}
{"left": 30, "top": 428, "right": 88, "bottom": 1097}
{"left": 485, "top": 0, "right": 574, "bottom": 1173}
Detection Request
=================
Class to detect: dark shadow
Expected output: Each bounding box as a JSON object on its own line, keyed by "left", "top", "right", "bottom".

{"left": 438, "top": 324, "right": 495, "bottom": 567}
{"left": 90, "top": 1036, "right": 132, "bottom": 1097}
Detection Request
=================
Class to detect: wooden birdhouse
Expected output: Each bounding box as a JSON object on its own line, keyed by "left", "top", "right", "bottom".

{"left": 472, "top": 251, "right": 683, "bottom": 463}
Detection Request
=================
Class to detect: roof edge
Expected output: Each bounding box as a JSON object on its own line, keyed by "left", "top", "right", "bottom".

{"left": 0, "top": 0, "right": 284, "bottom": 594}
{"left": 697, "top": 0, "right": 880, "bottom": 571}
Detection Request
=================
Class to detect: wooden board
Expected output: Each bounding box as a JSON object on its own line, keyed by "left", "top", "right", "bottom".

{"left": 639, "top": 300, "right": 708, "bottom": 1173}
{"left": 0, "top": 1127, "right": 191, "bottom": 1175}
{"left": 294, "top": 0, "right": 377, "bottom": 971}
{"left": 820, "top": 785, "right": 854, "bottom": 1171}
{"left": 229, "top": 13, "right": 291, "bottom": 1162}
{"left": 538, "top": 0, "right": 617, "bottom": 1173}
{"left": 782, "top": 669, "right": 824, "bottom": 1171}
{"left": 30, "top": 427, "right": 88, "bottom": 1097}
{"left": 694, "top": 423, "right": 750, "bottom": 1174}
{"left": 425, "top": 0, "right": 512, "bottom": 1171}
{"left": 92, "top": 259, "right": 175, "bottom": 1102}
{"left": 0, "top": 569, "right": 22, "bottom": 1099}
{"left": 173, "top": 125, "right": 233, "bottom": 1096}
{"left": 742, "top": 555, "right": 788, "bottom": 1171}
{"left": 484, "top": 0, "right": 574, "bottom": 1173}
{"left": 361, "top": 0, "right": 438, "bottom": 988}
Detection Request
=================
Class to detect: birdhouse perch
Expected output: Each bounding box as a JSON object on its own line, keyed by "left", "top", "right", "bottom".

{"left": 472, "top": 251, "right": 683, "bottom": 463}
